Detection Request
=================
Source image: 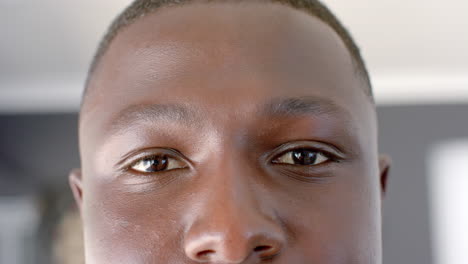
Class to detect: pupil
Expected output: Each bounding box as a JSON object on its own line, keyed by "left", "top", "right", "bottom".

{"left": 145, "top": 156, "right": 168, "bottom": 171}
{"left": 292, "top": 149, "right": 317, "bottom": 165}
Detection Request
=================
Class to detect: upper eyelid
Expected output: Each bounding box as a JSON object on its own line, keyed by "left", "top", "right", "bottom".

{"left": 276, "top": 147, "right": 334, "bottom": 157}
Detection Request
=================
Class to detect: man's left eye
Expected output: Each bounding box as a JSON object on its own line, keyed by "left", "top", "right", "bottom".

{"left": 272, "top": 148, "right": 329, "bottom": 166}
{"left": 130, "top": 155, "right": 187, "bottom": 173}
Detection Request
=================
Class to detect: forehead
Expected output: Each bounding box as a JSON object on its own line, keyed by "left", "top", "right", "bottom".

{"left": 80, "top": 1, "right": 374, "bottom": 155}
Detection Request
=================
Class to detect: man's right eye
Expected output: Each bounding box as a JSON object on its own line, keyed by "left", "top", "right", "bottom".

{"left": 130, "top": 155, "right": 187, "bottom": 173}
{"left": 272, "top": 148, "right": 331, "bottom": 166}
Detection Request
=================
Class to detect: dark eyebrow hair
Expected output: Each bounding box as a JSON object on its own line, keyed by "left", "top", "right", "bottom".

{"left": 105, "top": 96, "right": 347, "bottom": 137}
{"left": 262, "top": 96, "right": 348, "bottom": 117}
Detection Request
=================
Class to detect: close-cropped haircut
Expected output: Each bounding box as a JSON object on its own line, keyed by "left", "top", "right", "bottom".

{"left": 84, "top": 0, "right": 373, "bottom": 101}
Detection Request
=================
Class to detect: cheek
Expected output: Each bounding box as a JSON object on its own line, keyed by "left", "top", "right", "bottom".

{"left": 277, "top": 167, "right": 382, "bottom": 263}
{"left": 81, "top": 179, "right": 189, "bottom": 263}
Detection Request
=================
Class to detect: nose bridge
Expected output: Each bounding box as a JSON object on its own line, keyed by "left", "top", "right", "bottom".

{"left": 183, "top": 150, "right": 286, "bottom": 262}
{"left": 211, "top": 152, "right": 258, "bottom": 213}
{"left": 205, "top": 144, "right": 272, "bottom": 226}
{"left": 201, "top": 137, "right": 262, "bottom": 213}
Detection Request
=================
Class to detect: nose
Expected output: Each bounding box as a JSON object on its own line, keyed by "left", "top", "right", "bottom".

{"left": 183, "top": 169, "right": 286, "bottom": 263}
{"left": 184, "top": 229, "right": 284, "bottom": 263}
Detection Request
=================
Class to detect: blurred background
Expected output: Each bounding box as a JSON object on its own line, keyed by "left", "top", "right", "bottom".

{"left": 0, "top": 0, "right": 467, "bottom": 263}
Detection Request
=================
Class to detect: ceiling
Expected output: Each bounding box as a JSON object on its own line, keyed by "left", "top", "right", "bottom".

{"left": 1, "top": 0, "right": 467, "bottom": 112}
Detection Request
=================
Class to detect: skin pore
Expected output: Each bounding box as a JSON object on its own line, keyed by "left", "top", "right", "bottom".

{"left": 70, "top": 1, "right": 390, "bottom": 263}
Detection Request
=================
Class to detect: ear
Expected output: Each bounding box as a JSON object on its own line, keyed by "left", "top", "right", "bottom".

{"left": 69, "top": 168, "right": 84, "bottom": 214}
{"left": 378, "top": 154, "right": 391, "bottom": 198}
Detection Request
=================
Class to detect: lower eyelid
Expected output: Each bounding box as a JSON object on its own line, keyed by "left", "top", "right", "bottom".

{"left": 273, "top": 165, "right": 337, "bottom": 182}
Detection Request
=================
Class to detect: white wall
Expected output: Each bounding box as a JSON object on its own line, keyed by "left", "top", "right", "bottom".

{"left": 428, "top": 140, "right": 468, "bottom": 264}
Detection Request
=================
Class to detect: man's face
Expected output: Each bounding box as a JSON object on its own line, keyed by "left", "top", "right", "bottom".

{"left": 72, "top": 2, "right": 389, "bottom": 263}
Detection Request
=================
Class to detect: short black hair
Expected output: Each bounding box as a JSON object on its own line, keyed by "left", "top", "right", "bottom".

{"left": 84, "top": 0, "right": 373, "bottom": 100}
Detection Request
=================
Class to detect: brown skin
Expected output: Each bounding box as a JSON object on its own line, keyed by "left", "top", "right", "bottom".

{"left": 70, "top": 2, "right": 390, "bottom": 263}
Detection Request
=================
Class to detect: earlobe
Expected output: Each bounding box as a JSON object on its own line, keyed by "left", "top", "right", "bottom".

{"left": 69, "top": 168, "right": 84, "bottom": 213}
{"left": 378, "top": 154, "right": 391, "bottom": 197}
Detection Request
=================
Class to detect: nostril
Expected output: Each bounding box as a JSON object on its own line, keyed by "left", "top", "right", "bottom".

{"left": 254, "top": 245, "right": 272, "bottom": 252}
{"left": 254, "top": 244, "right": 281, "bottom": 260}
{"left": 196, "top": 249, "right": 216, "bottom": 259}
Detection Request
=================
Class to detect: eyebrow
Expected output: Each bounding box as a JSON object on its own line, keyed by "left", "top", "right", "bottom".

{"left": 261, "top": 96, "right": 347, "bottom": 118}
{"left": 107, "top": 103, "right": 198, "bottom": 136}
{"left": 105, "top": 96, "right": 347, "bottom": 136}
